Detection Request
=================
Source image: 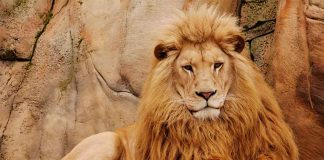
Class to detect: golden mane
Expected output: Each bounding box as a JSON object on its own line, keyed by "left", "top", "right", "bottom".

{"left": 134, "top": 6, "right": 298, "bottom": 160}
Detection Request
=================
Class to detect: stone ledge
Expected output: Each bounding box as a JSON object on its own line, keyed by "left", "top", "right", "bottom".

{"left": 243, "top": 20, "right": 275, "bottom": 41}
{"left": 310, "top": 0, "right": 324, "bottom": 8}
{"left": 305, "top": 5, "right": 324, "bottom": 21}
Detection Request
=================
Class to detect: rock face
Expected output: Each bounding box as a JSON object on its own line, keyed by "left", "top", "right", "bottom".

{"left": 0, "top": 0, "right": 323, "bottom": 159}
{"left": 269, "top": 0, "right": 324, "bottom": 159}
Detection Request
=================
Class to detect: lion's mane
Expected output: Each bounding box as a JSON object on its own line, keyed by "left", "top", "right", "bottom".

{"left": 133, "top": 6, "right": 298, "bottom": 160}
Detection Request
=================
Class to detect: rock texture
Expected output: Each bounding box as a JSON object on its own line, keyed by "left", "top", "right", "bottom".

{"left": 0, "top": 0, "right": 323, "bottom": 159}
{"left": 269, "top": 0, "right": 324, "bottom": 159}
{"left": 239, "top": 0, "right": 278, "bottom": 82}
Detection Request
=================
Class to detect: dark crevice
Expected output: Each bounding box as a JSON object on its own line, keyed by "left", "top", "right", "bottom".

{"left": 0, "top": 49, "right": 30, "bottom": 62}
{"left": 120, "top": 75, "right": 139, "bottom": 97}
{"left": 306, "top": 16, "right": 324, "bottom": 22}
{"left": 250, "top": 53, "right": 255, "bottom": 61}
{"left": 11, "top": 57, "right": 30, "bottom": 61}
{"left": 236, "top": 0, "right": 243, "bottom": 21}
{"left": 249, "top": 30, "right": 274, "bottom": 41}
{"left": 54, "top": 0, "right": 70, "bottom": 16}
{"left": 93, "top": 63, "right": 137, "bottom": 97}
{"left": 76, "top": 38, "right": 83, "bottom": 48}
{"left": 30, "top": 0, "right": 55, "bottom": 62}
{"left": 73, "top": 75, "right": 78, "bottom": 126}
{"left": 247, "top": 40, "right": 255, "bottom": 61}
{"left": 38, "top": 124, "right": 44, "bottom": 160}
{"left": 242, "top": 0, "right": 266, "bottom": 3}
{"left": 243, "top": 19, "right": 276, "bottom": 31}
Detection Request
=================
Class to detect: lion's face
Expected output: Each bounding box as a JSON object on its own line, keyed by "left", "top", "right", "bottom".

{"left": 172, "top": 42, "right": 234, "bottom": 120}
{"left": 152, "top": 8, "right": 245, "bottom": 121}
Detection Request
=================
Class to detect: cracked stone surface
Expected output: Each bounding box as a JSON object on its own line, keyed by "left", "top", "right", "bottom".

{"left": 240, "top": 0, "right": 278, "bottom": 71}
{"left": 310, "top": 0, "right": 324, "bottom": 8}
{"left": 250, "top": 33, "right": 273, "bottom": 72}
{"left": 269, "top": 0, "right": 324, "bottom": 159}
{"left": 240, "top": 0, "right": 278, "bottom": 28}
{"left": 243, "top": 20, "right": 275, "bottom": 41}
{"left": 0, "top": 0, "right": 323, "bottom": 159}
{"left": 303, "top": 0, "right": 324, "bottom": 123}
{"left": 0, "top": 0, "right": 51, "bottom": 59}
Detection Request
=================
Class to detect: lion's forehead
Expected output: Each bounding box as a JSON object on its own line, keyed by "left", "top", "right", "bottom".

{"left": 176, "top": 43, "right": 227, "bottom": 66}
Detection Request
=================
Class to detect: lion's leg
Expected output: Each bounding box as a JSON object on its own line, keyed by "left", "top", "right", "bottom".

{"left": 61, "top": 132, "right": 124, "bottom": 160}
{"left": 257, "top": 155, "right": 272, "bottom": 160}
{"left": 257, "top": 153, "right": 278, "bottom": 160}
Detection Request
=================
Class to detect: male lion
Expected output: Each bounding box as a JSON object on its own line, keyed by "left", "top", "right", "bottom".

{"left": 63, "top": 6, "right": 298, "bottom": 160}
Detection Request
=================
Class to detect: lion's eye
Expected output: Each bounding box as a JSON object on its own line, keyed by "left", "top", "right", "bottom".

{"left": 182, "top": 65, "right": 193, "bottom": 72}
{"left": 214, "top": 63, "right": 223, "bottom": 70}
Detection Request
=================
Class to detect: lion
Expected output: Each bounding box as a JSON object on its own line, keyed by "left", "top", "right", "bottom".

{"left": 62, "top": 5, "right": 298, "bottom": 160}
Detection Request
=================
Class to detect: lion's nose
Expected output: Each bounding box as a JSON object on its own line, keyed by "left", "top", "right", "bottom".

{"left": 195, "top": 91, "right": 216, "bottom": 100}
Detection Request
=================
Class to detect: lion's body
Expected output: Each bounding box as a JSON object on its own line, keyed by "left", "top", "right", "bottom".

{"left": 63, "top": 5, "right": 298, "bottom": 160}
{"left": 133, "top": 49, "right": 298, "bottom": 160}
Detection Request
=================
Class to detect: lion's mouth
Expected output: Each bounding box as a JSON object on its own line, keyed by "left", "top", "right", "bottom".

{"left": 188, "top": 106, "right": 222, "bottom": 119}
{"left": 189, "top": 106, "right": 221, "bottom": 114}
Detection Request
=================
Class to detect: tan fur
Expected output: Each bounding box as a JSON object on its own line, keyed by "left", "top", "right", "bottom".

{"left": 134, "top": 6, "right": 298, "bottom": 160}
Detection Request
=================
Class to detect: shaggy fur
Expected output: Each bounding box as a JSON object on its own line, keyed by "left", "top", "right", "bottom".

{"left": 134, "top": 6, "right": 298, "bottom": 160}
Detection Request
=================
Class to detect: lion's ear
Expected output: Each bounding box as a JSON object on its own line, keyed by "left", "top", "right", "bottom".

{"left": 223, "top": 35, "right": 245, "bottom": 53}
{"left": 154, "top": 43, "right": 177, "bottom": 60}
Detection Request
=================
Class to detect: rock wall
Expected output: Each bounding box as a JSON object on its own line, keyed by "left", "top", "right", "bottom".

{"left": 0, "top": 0, "right": 323, "bottom": 159}
{"left": 269, "top": 0, "right": 324, "bottom": 159}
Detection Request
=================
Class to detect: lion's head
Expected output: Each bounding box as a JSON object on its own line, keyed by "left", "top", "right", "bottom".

{"left": 134, "top": 5, "right": 297, "bottom": 160}
{"left": 152, "top": 6, "right": 245, "bottom": 120}
{"left": 160, "top": 41, "right": 242, "bottom": 120}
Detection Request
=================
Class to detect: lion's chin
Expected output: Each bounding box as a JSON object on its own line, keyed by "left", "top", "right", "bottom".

{"left": 191, "top": 107, "right": 220, "bottom": 120}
